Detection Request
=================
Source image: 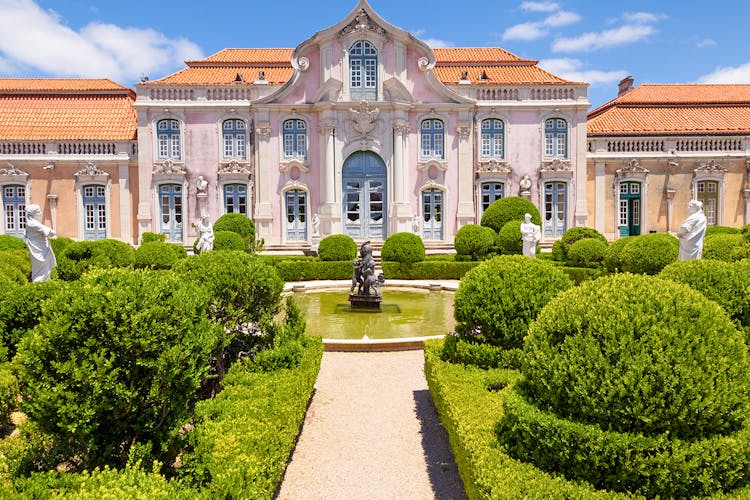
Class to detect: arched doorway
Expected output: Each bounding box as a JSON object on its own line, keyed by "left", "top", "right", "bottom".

{"left": 342, "top": 151, "right": 387, "bottom": 240}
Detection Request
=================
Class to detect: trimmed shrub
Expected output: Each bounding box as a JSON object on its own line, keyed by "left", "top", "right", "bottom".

{"left": 703, "top": 233, "right": 745, "bottom": 261}
{"left": 441, "top": 334, "right": 520, "bottom": 370}
{"left": 603, "top": 236, "right": 634, "bottom": 272}
{"left": 559, "top": 266, "right": 606, "bottom": 284}
{"left": 0, "top": 234, "right": 26, "bottom": 251}
{"left": 0, "top": 261, "right": 28, "bottom": 288}
{"left": 620, "top": 233, "right": 678, "bottom": 274}
{"left": 213, "top": 230, "right": 246, "bottom": 252}
{"left": 382, "top": 261, "right": 479, "bottom": 280}
{"left": 495, "top": 220, "right": 524, "bottom": 255}
{"left": 522, "top": 273, "right": 750, "bottom": 439}
{"left": 15, "top": 268, "right": 221, "bottom": 468}
{"left": 567, "top": 238, "right": 608, "bottom": 268}
{"left": 554, "top": 226, "right": 607, "bottom": 262}
{"left": 0, "top": 249, "right": 31, "bottom": 280}
{"left": 453, "top": 255, "right": 572, "bottom": 349}
{"left": 140, "top": 231, "right": 166, "bottom": 244}
{"left": 381, "top": 232, "right": 426, "bottom": 264}
{"left": 57, "top": 239, "right": 135, "bottom": 281}
{"left": 705, "top": 225, "right": 740, "bottom": 237}
{"left": 454, "top": 224, "right": 496, "bottom": 260}
{"left": 732, "top": 243, "right": 750, "bottom": 261}
{"left": 0, "top": 280, "right": 64, "bottom": 359}
{"left": 550, "top": 240, "right": 564, "bottom": 261}
{"left": 134, "top": 241, "right": 186, "bottom": 270}
{"left": 480, "top": 197, "right": 541, "bottom": 233}
{"left": 317, "top": 234, "right": 357, "bottom": 262}
{"left": 274, "top": 260, "right": 353, "bottom": 281}
{"left": 0, "top": 364, "right": 18, "bottom": 424}
{"left": 213, "top": 213, "right": 255, "bottom": 251}
{"left": 49, "top": 237, "right": 74, "bottom": 259}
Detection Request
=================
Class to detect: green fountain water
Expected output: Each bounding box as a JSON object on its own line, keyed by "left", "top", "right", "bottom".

{"left": 296, "top": 289, "right": 456, "bottom": 340}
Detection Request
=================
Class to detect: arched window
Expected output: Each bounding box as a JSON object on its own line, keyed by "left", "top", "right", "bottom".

{"left": 422, "top": 188, "right": 444, "bottom": 240}
{"left": 283, "top": 119, "right": 307, "bottom": 159}
{"left": 2, "top": 185, "right": 25, "bottom": 238}
{"left": 82, "top": 184, "right": 107, "bottom": 240}
{"left": 285, "top": 189, "right": 307, "bottom": 241}
{"left": 350, "top": 41, "right": 377, "bottom": 100}
{"left": 157, "top": 119, "right": 181, "bottom": 160}
{"left": 420, "top": 119, "right": 444, "bottom": 159}
{"left": 544, "top": 118, "right": 567, "bottom": 158}
{"left": 697, "top": 180, "right": 719, "bottom": 226}
{"left": 481, "top": 119, "right": 504, "bottom": 158}
{"left": 222, "top": 119, "right": 246, "bottom": 159}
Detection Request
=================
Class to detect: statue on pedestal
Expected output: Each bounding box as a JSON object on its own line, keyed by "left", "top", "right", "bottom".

{"left": 676, "top": 199, "right": 707, "bottom": 261}
{"left": 193, "top": 213, "right": 214, "bottom": 253}
{"left": 520, "top": 213, "right": 542, "bottom": 258}
{"left": 25, "top": 204, "right": 56, "bottom": 282}
{"left": 349, "top": 241, "right": 385, "bottom": 308}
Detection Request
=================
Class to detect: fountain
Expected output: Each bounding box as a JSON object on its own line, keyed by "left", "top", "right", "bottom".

{"left": 348, "top": 241, "right": 385, "bottom": 309}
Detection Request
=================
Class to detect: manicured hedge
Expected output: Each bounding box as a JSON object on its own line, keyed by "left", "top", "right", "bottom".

{"left": 0, "top": 249, "right": 31, "bottom": 281}
{"left": 317, "top": 234, "right": 357, "bottom": 261}
{"left": 0, "top": 280, "right": 64, "bottom": 360}
{"left": 480, "top": 197, "right": 541, "bottom": 233}
{"left": 558, "top": 266, "right": 607, "bottom": 284}
{"left": 0, "top": 363, "right": 18, "bottom": 424}
{"left": 454, "top": 224, "right": 496, "bottom": 260}
{"left": 134, "top": 241, "right": 186, "bottom": 270}
{"left": 381, "top": 232, "right": 425, "bottom": 264}
{"left": 213, "top": 213, "right": 255, "bottom": 251}
{"left": 57, "top": 239, "right": 135, "bottom": 281}
{"left": 213, "top": 230, "right": 246, "bottom": 252}
{"left": 603, "top": 236, "right": 634, "bottom": 273}
{"left": 567, "top": 238, "right": 608, "bottom": 268}
{"left": 0, "top": 235, "right": 26, "bottom": 251}
{"left": 620, "top": 233, "right": 679, "bottom": 275}
{"left": 441, "top": 334, "right": 520, "bottom": 370}
{"left": 382, "top": 261, "right": 479, "bottom": 280}
{"left": 554, "top": 226, "right": 608, "bottom": 263}
{"left": 495, "top": 220, "right": 524, "bottom": 255}
{"left": 703, "top": 233, "right": 745, "bottom": 262}
{"left": 274, "top": 260, "right": 354, "bottom": 281}
{"left": 179, "top": 337, "right": 323, "bottom": 498}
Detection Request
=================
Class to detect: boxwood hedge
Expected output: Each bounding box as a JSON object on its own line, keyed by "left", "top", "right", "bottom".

{"left": 317, "top": 234, "right": 357, "bottom": 262}
{"left": 619, "top": 233, "right": 678, "bottom": 275}
{"left": 480, "top": 197, "right": 541, "bottom": 233}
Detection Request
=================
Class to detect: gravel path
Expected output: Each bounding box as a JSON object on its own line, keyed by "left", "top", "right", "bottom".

{"left": 276, "top": 350, "right": 466, "bottom": 500}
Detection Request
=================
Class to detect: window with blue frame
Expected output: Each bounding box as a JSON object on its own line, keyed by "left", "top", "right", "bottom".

{"left": 82, "top": 184, "right": 107, "bottom": 240}
{"left": 157, "top": 119, "right": 181, "bottom": 160}
{"left": 481, "top": 182, "right": 505, "bottom": 214}
{"left": 222, "top": 119, "right": 246, "bottom": 159}
{"left": 2, "top": 185, "right": 26, "bottom": 238}
{"left": 223, "top": 184, "right": 247, "bottom": 215}
{"left": 283, "top": 119, "right": 307, "bottom": 159}
{"left": 481, "top": 119, "right": 504, "bottom": 158}
{"left": 159, "top": 184, "right": 183, "bottom": 241}
{"left": 420, "top": 119, "right": 444, "bottom": 159}
{"left": 350, "top": 40, "right": 377, "bottom": 100}
{"left": 544, "top": 118, "right": 567, "bottom": 158}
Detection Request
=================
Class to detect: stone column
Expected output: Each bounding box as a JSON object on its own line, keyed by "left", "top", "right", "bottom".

{"left": 390, "top": 121, "right": 412, "bottom": 233}
{"left": 254, "top": 124, "right": 273, "bottom": 240}
{"left": 595, "top": 162, "right": 605, "bottom": 235}
{"left": 574, "top": 114, "right": 589, "bottom": 227}
{"left": 46, "top": 194, "right": 58, "bottom": 231}
{"left": 665, "top": 189, "right": 677, "bottom": 232}
{"left": 456, "top": 123, "right": 475, "bottom": 228}
{"left": 318, "top": 121, "right": 337, "bottom": 236}
{"left": 118, "top": 164, "right": 132, "bottom": 244}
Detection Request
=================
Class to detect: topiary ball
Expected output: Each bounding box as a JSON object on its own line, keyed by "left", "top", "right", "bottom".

{"left": 381, "top": 232, "right": 426, "bottom": 264}
{"left": 213, "top": 231, "right": 246, "bottom": 252}
{"left": 213, "top": 213, "right": 255, "bottom": 250}
{"left": 454, "top": 255, "right": 572, "bottom": 349}
{"left": 57, "top": 239, "right": 135, "bottom": 281}
{"left": 454, "top": 224, "right": 496, "bottom": 260}
{"left": 523, "top": 273, "right": 750, "bottom": 439}
{"left": 495, "top": 220, "right": 524, "bottom": 255}
{"left": 705, "top": 225, "right": 740, "bottom": 237}
{"left": 317, "top": 234, "right": 357, "bottom": 261}
{"left": 480, "top": 197, "right": 541, "bottom": 233}
{"left": 134, "top": 241, "right": 185, "bottom": 270}
{"left": 603, "top": 236, "right": 634, "bottom": 273}
{"left": 703, "top": 233, "right": 745, "bottom": 262}
{"left": 555, "top": 226, "right": 607, "bottom": 262}
{"left": 620, "top": 233, "right": 678, "bottom": 275}
{"left": 567, "top": 238, "right": 608, "bottom": 268}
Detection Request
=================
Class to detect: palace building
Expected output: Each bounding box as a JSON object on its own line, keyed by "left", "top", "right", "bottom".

{"left": 1, "top": 1, "right": 748, "bottom": 251}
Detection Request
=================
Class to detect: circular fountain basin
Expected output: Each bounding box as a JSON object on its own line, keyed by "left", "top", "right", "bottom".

{"left": 288, "top": 281, "right": 457, "bottom": 351}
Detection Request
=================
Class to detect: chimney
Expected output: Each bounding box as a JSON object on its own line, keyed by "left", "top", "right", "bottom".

{"left": 618, "top": 76, "right": 634, "bottom": 96}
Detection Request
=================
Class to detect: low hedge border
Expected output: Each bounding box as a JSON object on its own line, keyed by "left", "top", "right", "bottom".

{"left": 383, "top": 261, "right": 479, "bottom": 280}
{"left": 423, "top": 340, "right": 620, "bottom": 499}
{"left": 273, "top": 260, "right": 353, "bottom": 281}
{"left": 498, "top": 385, "right": 750, "bottom": 498}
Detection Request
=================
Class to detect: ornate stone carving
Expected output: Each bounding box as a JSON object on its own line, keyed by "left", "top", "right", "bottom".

{"left": 477, "top": 159, "right": 511, "bottom": 174}
{"left": 393, "top": 122, "right": 409, "bottom": 136}
{"left": 296, "top": 56, "right": 310, "bottom": 72}
{"left": 340, "top": 8, "right": 387, "bottom": 38}
{"left": 74, "top": 161, "right": 108, "bottom": 179}
{"left": 417, "top": 57, "right": 430, "bottom": 71}
{"left": 219, "top": 159, "right": 251, "bottom": 175}
{"left": 349, "top": 101, "right": 379, "bottom": 136}
{"left": 256, "top": 125, "right": 272, "bottom": 141}
{"left": 318, "top": 121, "right": 336, "bottom": 136}
{"left": 541, "top": 157, "right": 573, "bottom": 173}
{"left": 695, "top": 160, "right": 726, "bottom": 173}
{"left": 614, "top": 158, "right": 647, "bottom": 178}
{"left": 0, "top": 163, "right": 27, "bottom": 176}
{"left": 456, "top": 125, "right": 471, "bottom": 139}
{"left": 153, "top": 158, "right": 186, "bottom": 175}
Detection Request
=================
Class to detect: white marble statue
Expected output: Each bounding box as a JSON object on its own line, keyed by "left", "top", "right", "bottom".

{"left": 311, "top": 213, "right": 320, "bottom": 237}
{"left": 193, "top": 213, "right": 214, "bottom": 253}
{"left": 676, "top": 199, "right": 707, "bottom": 260}
{"left": 519, "top": 175, "right": 532, "bottom": 194}
{"left": 520, "top": 213, "right": 542, "bottom": 258}
{"left": 25, "top": 204, "right": 56, "bottom": 282}
{"left": 196, "top": 176, "right": 208, "bottom": 194}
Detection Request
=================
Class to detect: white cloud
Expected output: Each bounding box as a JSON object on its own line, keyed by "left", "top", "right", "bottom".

{"left": 521, "top": 1, "right": 559, "bottom": 12}
{"left": 697, "top": 38, "right": 717, "bottom": 48}
{"left": 552, "top": 25, "right": 655, "bottom": 52}
{"left": 503, "top": 22, "right": 548, "bottom": 41}
{"left": 423, "top": 38, "right": 455, "bottom": 48}
{"left": 543, "top": 11, "right": 581, "bottom": 28}
{"left": 622, "top": 12, "right": 665, "bottom": 24}
{"left": 0, "top": 0, "right": 203, "bottom": 83}
{"left": 697, "top": 62, "right": 750, "bottom": 83}
{"left": 538, "top": 57, "right": 628, "bottom": 86}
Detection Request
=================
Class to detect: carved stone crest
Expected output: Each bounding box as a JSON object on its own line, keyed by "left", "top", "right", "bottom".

{"left": 615, "top": 158, "right": 648, "bottom": 178}
{"left": 477, "top": 159, "right": 511, "bottom": 174}
{"left": 695, "top": 160, "right": 726, "bottom": 173}
{"left": 0, "top": 163, "right": 27, "bottom": 176}
{"left": 219, "top": 159, "right": 252, "bottom": 175}
{"left": 256, "top": 126, "right": 272, "bottom": 141}
{"left": 456, "top": 125, "right": 471, "bottom": 139}
{"left": 340, "top": 8, "right": 387, "bottom": 38}
{"left": 349, "top": 101, "right": 380, "bottom": 136}
{"left": 541, "top": 157, "right": 573, "bottom": 173}
{"left": 153, "top": 158, "right": 186, "bottom": 175}
{"left": 74, "top": 161, "right": 108, "bottom": 179}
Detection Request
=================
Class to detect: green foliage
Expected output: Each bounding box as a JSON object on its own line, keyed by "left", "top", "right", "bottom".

{"left": 550, "top": 240, "right": 564, "bottom": 261}
{"left": 0, "top": 260, "right": 28, "bottom": 288}
{"left": 620, "top": 232, "right": 679, "bottom": 274}
{"left": 140, "top": 231, "right": 167, "bottom": 244}
{"left": 0, "top": 280, "right": 64, "bottom": 359}
{"left": 441, "top": 334, "right": 521, "bottom": 370}
{"left": 567, "top": 238, "right": 608, "bottom": 268}
{"left": 317, "top": 234, "right": 357, "bottom": 262}
{"left": 0, "top": 363, "right": 18, "bottom": 424}
{"left": 523, "top": 273, "right": 750, "bottom": 439}
{"left": 480, "top": 197, "right": 541, "bottom": 233}
{"left": 57, "top": 239, "right": 135, "bottom": 281}
{"left": 213, "top": 230, "right": 246, "bottom": 252}
{"left": 603, "top": 236, "right": 634, "bottom": 272}
{"left": 49, "top": 237, "right": 74, "bottom": 260}
{"left": 381, "top": 232, "right": 426, "bottom": 264}
{"left": 660, "top": 259, "right": 750, "bottom": 336}
{"left": 213, "top": 213, "right": 255, "bottom": 251}
{"left": 499, "top": 385, "right": 750, "bottom": 498}
{"left": 179, "top": 338, "right": 323, "bottom": 498}
{"left": 382, "top": 261, "right": 479, "bottom": 280}
{"left": 703, "top": 233, "right": 745, "bottom": 261}
{"left": 274, "top": 260, "right": 353, "bottom": 281}
{"left": 15, "top": 268, "right": 221, "bottom": 469}
{"left": 706, "top": 225, "right": 740, "bottom": 237}
{"left": 559, "top": 266, "right": 607, "bottom": 284}
{"left": 454, "top": 255, "right": 572, "bottom": 349}
{"left": 0, "top": 251, "right": 30, "bottom": 282}
{"left": 0, "top": 234, "right": 26, "bottom": 251}
{"left": 732, "top": 243, "right": 750, "bottom": 261}
{"left": 454, "top": 224, "right": 496, "bottom": 260}
{"left": 554, "top": 226, "right": 608, "bottom": 262}
{"left": 495, "top": 220, "right": 524, "bottom": 255}
{"left": 134, "top": 241, "right": 186, "bottom": 270}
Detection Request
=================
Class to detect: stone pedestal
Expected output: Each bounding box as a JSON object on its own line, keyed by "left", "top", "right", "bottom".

{"left": 520, "top": 190, "right": 531, "bottom": 201}
{"left": 349, "top": 294, "right": 382, "bottom": 310}
{"left": 311, "top": 234, "right": 321, "bottom": 253}
{"left": 196, "top": 192, "right": 208, "bottom": 216}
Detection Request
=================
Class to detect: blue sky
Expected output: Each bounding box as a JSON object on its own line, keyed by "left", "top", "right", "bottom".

{"left": 1, "top": 0, "right": 749, "bottom": 110}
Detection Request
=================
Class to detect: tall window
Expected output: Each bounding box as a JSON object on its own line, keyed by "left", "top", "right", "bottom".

{"left": 481, "top": 182, "right": 504, "bottom": 214}
{"left": 697, "top": 180, "right": 719, "bottom": 226}
{"left": 350, "top": 40, "right": 377, "bottom": 100}
{"left": 2, "top": 185, "right": 25, "bottom": 238}
{"left": 157, "top": 119, "right": 181, "bottom": 160}
{"left": 286, "top": 189, "right": 307, "bottom": 241}
{"left": 83, "top": 184, "right": 106, "bottom": 240}
{"left": 544, "top": 118, "right": 567, "bottom": 158}
{"left": 283, "top": 119, "right": 307, "bottom": 159}
{"left": 481, "top": 119, "right": 504, "bottom": 158}
{"left": 543, "top": 181, "right": 567, "bottom": 238}
{"left": 159, "top": 184, "right": 183, "bottom": 241}
{"left": 224, "top": 184, "right": 247, "bottom": 215}
{"left": 422, "top": 189, "right": 443, "bottom": 240}
{"left": 420, "top": 119, "right": 444, "bottom": 159}
{"left": 222, "top": 119, "right": 246, "bottom": 159}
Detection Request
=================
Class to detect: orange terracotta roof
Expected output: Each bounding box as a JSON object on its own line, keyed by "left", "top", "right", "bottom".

{"left": 0, "top": 78, "right": 131, "bottom": 93}
{"left": 588, "top": 84, "right": 750, "bottom": 136}
{"left": 434, "top": 65, "right": 574, "bottom": 85}
{"left": 433, "top": 47, "right": 528, "bottom": 64}
{"left": 152, "top": 66, "right": 294, "bottom": 86}
{"left": 193, "top": 48, "right": 294, "bottom": 65}
{"left": 0, "top": 94, "right": 137, "bottom": 141}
